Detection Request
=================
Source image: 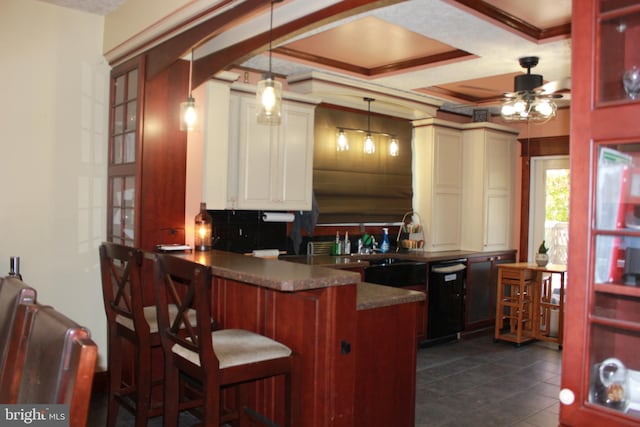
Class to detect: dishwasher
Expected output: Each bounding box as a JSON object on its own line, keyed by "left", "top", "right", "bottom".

{"left": 427, "top": 260, "right": 466, "bottom": 344}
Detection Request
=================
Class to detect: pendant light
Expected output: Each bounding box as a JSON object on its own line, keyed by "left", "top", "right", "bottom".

{"left": 180, "top": 49, "right": 196, "bottom": 131}
{"left": 363, "top": 97, "right": 375, "bottom": 154}
{"left": 256, "top": 0, "right": 283, "bottom": 125}
{"left": 337, "top": 129, "right": 349, "bottom": 151}
{"left": 389, "top": 137, "right": 399, "bottom": 157}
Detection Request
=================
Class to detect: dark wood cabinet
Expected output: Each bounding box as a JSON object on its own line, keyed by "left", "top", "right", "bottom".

{"left": 560, "top": 1, "right": 640, "bottom": 425}
{"left": 355, "top": 300, "right": 419, "bottom": 427}
{"left": 210, "top": 276, "right": 358, "bottom": 427}
{"left": 404, "top": 284, "right": 427, "bottom": 341}
{"left": 464, "top": 250, "right": 516, "bottom": 332}
{"left": 108, "top": 57, "right": 189, "bottom": 254}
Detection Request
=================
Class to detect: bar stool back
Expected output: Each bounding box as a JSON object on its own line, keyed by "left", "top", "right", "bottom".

{"left": 153, "top": 254, "right": 297, "bottom": 426}
{"left": 99, "top": 242, "right": 163, "bottom": 427}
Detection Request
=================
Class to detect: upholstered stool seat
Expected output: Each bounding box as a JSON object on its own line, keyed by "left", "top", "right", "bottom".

{"left": 172, "top": 328, "right": 292, "bottom": 369}
{"left": 116, "top": 304, "right": 196, "bottom": 334}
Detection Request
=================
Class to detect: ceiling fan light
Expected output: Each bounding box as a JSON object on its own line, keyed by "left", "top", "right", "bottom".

{"left": 501, "top": 103, "right": 515, "bottom": 116}
{"left": 534, "top": 100, "right": 555, "bottom": 117}
{"left": 514, "top": 100, "right": 526, "bottom": 113}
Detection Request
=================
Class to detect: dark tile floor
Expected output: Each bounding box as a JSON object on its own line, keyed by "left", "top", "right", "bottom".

{"left": 415, "top": 334, "right": 562, "bottom": 427}
{"left": 89, "top": 333, "right": 562, "bottom": 426}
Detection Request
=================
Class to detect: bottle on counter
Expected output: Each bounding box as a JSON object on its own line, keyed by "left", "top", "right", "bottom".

{"left": 333, "top": 231, "right": 341, "bottom": 255}
{"left": 8, "top": 256, "right": 22, "bottom": 280}
{"left": 344, "top": 231, "right": 351, "bottom": 255}
{"left": 194, "top": 202, "right": 213, "bottom": 251}
{"left": 380, "top": 228, "right": 390, "bottom": 253}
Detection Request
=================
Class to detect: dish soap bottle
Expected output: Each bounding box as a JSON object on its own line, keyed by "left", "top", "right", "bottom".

{"left": 380, "top": 228, "right": 390, "bottom": 253}
{"left": 333, "top": 231, "right": 341, "bottom": 255}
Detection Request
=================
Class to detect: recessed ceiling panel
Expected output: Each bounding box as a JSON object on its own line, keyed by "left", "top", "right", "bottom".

{"left": 484, "top": 0, "right": 571, "bottom": 29}
{"left": 416, "top": 72, "right": 521, "bottom": 104}
{"left": 281, "top": 16, "right": 461, "bottom": 70}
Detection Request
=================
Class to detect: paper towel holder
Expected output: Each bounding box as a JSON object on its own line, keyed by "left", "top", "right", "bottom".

{"left": 262, "top": 212, "right": 295, "bottom": 223}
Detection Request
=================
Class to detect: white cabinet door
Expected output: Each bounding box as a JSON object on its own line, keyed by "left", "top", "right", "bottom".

{"left": 483, "top": 131, "right": 513, "bottom": 250}
{"left": 237, "top": 96, "right": 276, "bottom": 208}
{"left": 413, "top": 121, "right": 463, "bottom": 251}
{"left": 277, "top": 103, "right": 315, "bottom": 209}
{"left": 234, "top": 93, "right": 315, "bottom": 211}
{"left": 461, "top": 127, "right": 516, "bottom": 251}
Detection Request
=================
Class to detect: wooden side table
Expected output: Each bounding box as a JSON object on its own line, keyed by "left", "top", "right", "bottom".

{"left": 495, "top": 263, "right": 567, "bottom": 347}
{"left": 531, "top": 264, "right": 566, "bottom": 348}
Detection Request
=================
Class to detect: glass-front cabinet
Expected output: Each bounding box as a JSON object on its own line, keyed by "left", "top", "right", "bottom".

{"left": 598, "top": 1, "right": 640, "bottom": 105}
{"left": 561, "top": 1, "right": 640, "bottom": 425}
{"left": 589, "top": 144, "right": 640, "bottom": 419}
{"left": 107, "top": 61, "right": 141, "bottom": 246}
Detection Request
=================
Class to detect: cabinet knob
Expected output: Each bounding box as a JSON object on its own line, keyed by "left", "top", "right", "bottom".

{"left": 559, "top": 388, "right": 575, "bottom": 405}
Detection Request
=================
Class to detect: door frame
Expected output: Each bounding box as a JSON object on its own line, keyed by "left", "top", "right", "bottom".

{"left": 518, "top": 135, "right": 569, "bottom": 262}
{"left": 528, "top": 155, "right": 570, "bottom": 260}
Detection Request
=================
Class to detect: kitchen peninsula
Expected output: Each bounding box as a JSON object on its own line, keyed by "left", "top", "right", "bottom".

{"left": 178, "top": 250, "right": 425, "bottom": 427}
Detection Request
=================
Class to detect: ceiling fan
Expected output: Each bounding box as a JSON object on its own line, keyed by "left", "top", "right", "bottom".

{"left": 501, "top": 56, "right": 570, "bottom": 123}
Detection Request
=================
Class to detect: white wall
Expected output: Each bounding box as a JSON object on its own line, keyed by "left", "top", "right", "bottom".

{"left": 0, "top": 0, "right": 109, "bottom": 369}
{"left": 103, "top": 0, "right": 192, "bottom": 53}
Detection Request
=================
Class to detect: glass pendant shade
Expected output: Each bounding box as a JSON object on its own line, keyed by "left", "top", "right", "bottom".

{"left": 256, "top": 78, "right": 282, "bottom": 125}
{"left": 363, "top": 133, "right": 375, "bottom": 154}
{"left": 337, "top": 129, "right": 349, "bottom": 151}
{"left": 389, "top": 137, "right": 399, "bottom": 156}
{"left": 180, "top": 96, "right": 196, "bottom": 131}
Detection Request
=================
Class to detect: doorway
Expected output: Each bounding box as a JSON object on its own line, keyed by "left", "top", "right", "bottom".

{"left": 529, "top": 156, "right": 570, "bottom": 264}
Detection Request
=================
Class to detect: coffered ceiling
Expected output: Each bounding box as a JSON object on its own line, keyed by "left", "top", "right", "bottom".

{"left": 238, "top": 0, "right": 572, "bottom": 117}
{"left": 42, "top": 0, "right": 572, "bottom": 118}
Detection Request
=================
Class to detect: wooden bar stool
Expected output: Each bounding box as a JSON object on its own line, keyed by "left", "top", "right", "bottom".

{"left": 99, "top": 242, "right": 165, "bottom": 427}
{"left": 495, "top": 266, "right": 535, "bottom": 345}
{"left": 153, "top": 253, "right": 298, "bottom": 427}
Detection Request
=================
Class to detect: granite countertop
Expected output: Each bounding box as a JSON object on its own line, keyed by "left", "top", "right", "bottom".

{"left": 175, "top": 250, "right": 360, "bottom": 292}
{"left": 356, "top": 282, "right": 425, "bottom": 311}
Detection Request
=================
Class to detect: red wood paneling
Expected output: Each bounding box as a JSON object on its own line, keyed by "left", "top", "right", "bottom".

{"left": 212, "top": 278, "right": 357, "bottom": 427}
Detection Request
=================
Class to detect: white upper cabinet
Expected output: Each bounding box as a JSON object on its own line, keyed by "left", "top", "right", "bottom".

{"left": 195, "top": 82, "right": 317, "bottom": 211}
{"left": 413, "top": 119, "right": 464, "bottom": 251}
{"left": 231, "top": 92, "right": 316, "bottom": 210}
{"left": 461, "top": 124, "right": 518, "bottom": 251}
{"left": 412, "top": 119, "right": 517, "bottom": 253}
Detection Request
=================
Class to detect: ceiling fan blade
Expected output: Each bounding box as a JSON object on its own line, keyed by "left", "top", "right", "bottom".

{"left": 536, "top": 77, "right": 571, "bottom": 95}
